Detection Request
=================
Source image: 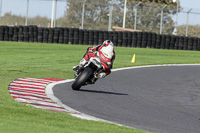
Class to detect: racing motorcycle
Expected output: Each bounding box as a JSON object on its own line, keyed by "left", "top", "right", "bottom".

{"left": 72, "top": 55, "right": 103, "bottom": 90}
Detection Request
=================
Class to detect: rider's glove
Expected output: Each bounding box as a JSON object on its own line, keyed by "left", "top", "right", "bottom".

{"left": 97, "top": 72, "right": 106, "bottom": 79}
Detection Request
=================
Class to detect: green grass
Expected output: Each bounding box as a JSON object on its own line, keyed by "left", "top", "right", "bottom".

{"left": 0, "top": 41, "right": 200, "bottom": 133}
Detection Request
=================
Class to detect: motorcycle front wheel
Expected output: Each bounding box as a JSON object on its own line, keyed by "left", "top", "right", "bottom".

{"left": 72, "top": 67, "right": 93, "bottom": 90}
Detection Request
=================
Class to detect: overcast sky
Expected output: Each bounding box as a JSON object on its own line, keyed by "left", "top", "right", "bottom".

{"left": 1, "top": 0, "right": 200, "bottom": 25}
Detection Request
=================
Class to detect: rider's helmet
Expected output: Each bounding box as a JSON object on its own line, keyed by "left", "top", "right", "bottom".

{"left": 99, "top": 40, "right": 114, "bottom": 60}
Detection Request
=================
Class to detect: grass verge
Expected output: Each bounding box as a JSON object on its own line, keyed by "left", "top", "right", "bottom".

{"left": 1, "top": 41, "right": 200, "bottom": 133}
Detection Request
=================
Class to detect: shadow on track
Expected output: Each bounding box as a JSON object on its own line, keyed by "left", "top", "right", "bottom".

{"left": 79, "top": 89, "right": 128, "bottom": 95}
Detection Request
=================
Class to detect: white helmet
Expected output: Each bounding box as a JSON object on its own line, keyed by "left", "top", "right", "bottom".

{"left": 99, "top": 40, "right": 114, "bottom": 60}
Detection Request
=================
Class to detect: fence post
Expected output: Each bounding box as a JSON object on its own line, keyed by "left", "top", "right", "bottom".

{"left": 186, "top": 8, "right": 192, "bottom": 37}
{"left": 134, "top": 2, "right": 141, "bottom": 31}
{"left": 81, "top": 0, "right": 86, "bottom": 29}
{"left": 122, "top": 0, "right": 127, "bottom": 28}
{"left": 54, "top": 0, "right": 57, "bottom": 27}
{"left": 25, "top": 0, "right": 29, "bottom": 26}
{"left": 51, "top": 0, "right": 57, "bottom": 28}
{"left": 160, "top": 5, "right": 167, "bottom": 34}
{"left": 176, "top": 0, "right": 179, "bottom": 35}
{"left": 108, "top": 0, "right": 114, "bottom": 31}
{"left": 0, "top": 0, "right": 2, "bottom": 25}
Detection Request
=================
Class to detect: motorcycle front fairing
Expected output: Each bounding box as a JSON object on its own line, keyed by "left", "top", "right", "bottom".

{"left": 82, "top": 57, "right": 103, "bottom": 83}
{"left": 72, "top": 55, "right": 104, "bottom": 90}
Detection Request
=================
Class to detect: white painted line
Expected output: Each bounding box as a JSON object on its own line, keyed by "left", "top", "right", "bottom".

{"left": 18, "top": 78, "right": 56, "bottom": 82}
{"left": 10, "top": 90, "right": 46, "bottom": 97}
{"left": 16, "top": 78, "right": 51, "bottom": 83}
{"left": 11, "top": 94, "right": 52, "bottom": 102}
{"left": 11, "top": 81, "right": 47, "bottom": 86}
{"left": 9, "top": 86, "right": 44, "bottom": 92}
{"left": 112, "top": 64, "right": 200, "bottom": 72}
{"left": 9, "top": 83, "right": 44, "bottom": 88}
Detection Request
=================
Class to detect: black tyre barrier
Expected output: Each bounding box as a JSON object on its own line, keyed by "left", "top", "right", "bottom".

{"left": 109, "top": 31, "right": 114, "bottom": 43}
{"left": 136, "top": 32, "right": 142, "bottom": 48}
{"left": 169, "top": 35, "right": 175, "bottom": 49}
{"left": 104, "top": 31, "right": 109, "bottom": 41}
{"left": 83, "top": 30, "right": 89, "bottom": 45}
{"left": 1, "top": 26, "right": 200, "bottom": 51}
{"left": 122, "top": 32, "right": 128, "bottom": 47}
{"left": 131, "top": 32, "right": 137, "bottom": 47}
{"left": 33, "top": 26, "right": 38, "bottom": 42}
{"left": 178, "top": 36, "right": 184, "bottom": 50}
{"left": 98, "top": 31, "right": 103, "bottom": 44}
{"left": 127, "top": 32, "right": 132, "bottom": 47}
{"left": 93, "top": 30, "right": 99, "bottom": 45}
{"left": 78, "top": 29, "right": 84, "bottom": 45}
{"left": 74, "top": 28, "right": 79, "bottom": 44}
{"left": 4, "top": 26, "right": 9, "bottom": 41}
{"left": 146, "top": 32, "right": 152, "bottom": 48}
{"left": 23, "top": 26, "right": 29, "bottom": 42}
{"left": 48, "top": 28, "right": 54, "bottom": 43}
{"left": 174, "top": 36, "right": 179, "bottom": 50}
{"left": 9, "top": 27, "right": 14, "bottom": 41}
{"left": 29, "top": 26, "right": 34, "bottom": 42}
{"left": 58, "top": 28, "right": 64, "bottom": 44}
{"left": 113, "top": 31, "right": 118, "bottom": 46}
{"left": 183, "top": 37, "right": 188, "bottom": 50}
{"left": 142, "top": 32, "right": 148, "bottom": 48}
{"left": 175, "top": 36, "right": 179, "bottom": 50}
{"left": 53, "top": 28, "right": 60, "bottom": 43}
{"left": 64, "top": 28, "right": 69, "bottom": 44}
{"left": 0, "top": 26, "right": 4, "bottom": 41}
{"left": 13, "top": 26, "right": 19, "bottom": 42}
{"left": 192, "top": 37, "right": 198, "bottom": 51}
{"left": 188, "top": 37, "right": 194, "bottom": 50}
{"left": 197, "top": 38, "right": 200, "bottom": 51}
{"left": 118, "top": 32, "right": 123, "bottom": 47}
{"left": 160, "top": 35, "right": 166, "bottom": 49}
{"left": 38, "top": 27, "right": 43, "bottom": 43}
{"left": 151, "top": 33, "right": 157, "bottom": 48}
{"left": 165, "top": 35, "right": 171, "bottom": 49}
{"left": 156, "top": 34, "right": 161, "bottom": 49}
{"left": 18, "top": 26, "right": 24, "bottom": 42}
{"left": 23, "top": 26, "right": 29, "bottom": 33}
{"left": 1, "top": 26, "right": 5, "bottom": 40}
{"left": 69, "top": 28, "right": 74, "bottom": 44}
{"left": 89, "top": 30, "right": 94, "bottom": 45}
{"left": 43, "top": 28, "right": 49, "bottom": 43}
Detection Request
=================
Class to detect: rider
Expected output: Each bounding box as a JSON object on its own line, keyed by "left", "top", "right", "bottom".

{"left": 73, "top": 40, "right": 115, "bottom": 79}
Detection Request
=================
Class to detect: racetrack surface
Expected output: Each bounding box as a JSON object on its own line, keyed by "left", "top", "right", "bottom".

{"left": 53, "top": 65, "right": 200, "bottom": 133}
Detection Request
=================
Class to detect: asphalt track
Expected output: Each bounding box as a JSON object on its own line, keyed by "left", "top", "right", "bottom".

{"left": 53, "top": 65, "right": 200, "bottom": 133}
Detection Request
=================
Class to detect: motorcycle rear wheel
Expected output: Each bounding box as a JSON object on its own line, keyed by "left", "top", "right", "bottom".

{"left": 72, "top": 67, "right": 93, "bottom": 90}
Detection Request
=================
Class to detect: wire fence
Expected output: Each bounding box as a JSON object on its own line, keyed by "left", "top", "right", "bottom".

{"left": 0, "top": 0, "right": 200, "bottom": 38}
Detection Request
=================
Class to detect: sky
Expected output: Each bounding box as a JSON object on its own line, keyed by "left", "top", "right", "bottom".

{"left": 1, "top": 0, "right": 200, "bottom": 26}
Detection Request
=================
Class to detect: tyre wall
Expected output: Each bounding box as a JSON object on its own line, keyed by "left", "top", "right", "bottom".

{"left": 0, "top": 26, "right": 200, "bottom": 51}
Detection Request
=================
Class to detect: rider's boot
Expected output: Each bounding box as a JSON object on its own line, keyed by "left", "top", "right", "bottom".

{"left": 73, "top": 58, "right": 87, "bottom": 71}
